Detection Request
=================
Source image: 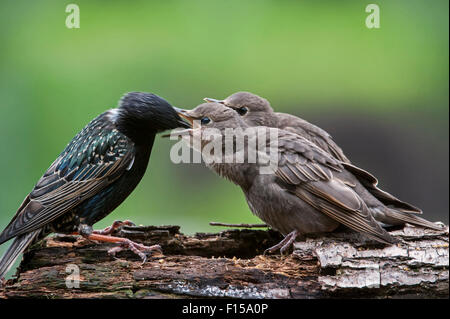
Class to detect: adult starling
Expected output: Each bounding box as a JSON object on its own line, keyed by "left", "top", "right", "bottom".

{"left": 203, "top": 92, "right": 438, "bottom": 230}
{"left": 0, "top": 92, "right": 189, "bottom": 279}
{"left": 176, "top": 103, "right": 442, "bottom": 253}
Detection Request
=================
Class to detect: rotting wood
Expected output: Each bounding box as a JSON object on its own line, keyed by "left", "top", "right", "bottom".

{"left": 0, "top": 223, "right": 448, "bottom": 299}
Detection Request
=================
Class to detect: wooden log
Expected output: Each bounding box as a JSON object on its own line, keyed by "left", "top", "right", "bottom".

{"left": 0, "top": 223, "right": 448, "bottom": 299}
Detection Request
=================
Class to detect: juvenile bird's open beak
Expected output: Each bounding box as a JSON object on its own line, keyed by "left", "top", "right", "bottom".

{"left": 161, "top": 107, "right": 193, "bottom": 138}
{"left": 173, "top": 106, "right": 187, "bottom": 114}
{"left": 172, "top": 106, "right": 192, "bottom": 128}
{"left": 203, "top": 98, "right": 224, "bottom": 104}
{"left": 173, "top": 107, "right": 194, "bottom": 128}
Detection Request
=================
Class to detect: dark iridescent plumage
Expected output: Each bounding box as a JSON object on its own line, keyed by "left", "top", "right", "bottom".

{"left": 0, "top": 92, "right": 189, "bottom": 279}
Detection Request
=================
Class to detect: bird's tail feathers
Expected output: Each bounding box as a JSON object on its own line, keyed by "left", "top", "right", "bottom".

{"left": 297, "top": 183, "right": 398, "bottom": 245}
{"left": 0, "top": 230, "right": 41, "bottom": 280}
{"left": 343, "top": 163, "right": 422, "bottom": 214}
{"left": 375, "top": 207, "right": 444, "bottom": 231}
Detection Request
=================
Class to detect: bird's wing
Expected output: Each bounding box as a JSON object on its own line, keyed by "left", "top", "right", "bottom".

{"left": 0, "top": 115, "right": 135, "bottom": 244}
{"left": 276, "top": 112, "right": 350, "bottom": 163}
{"left": 274, "top": 131, "right": 395, "bottom": 244}
{"left": 342, "top": 163, "right": 422, "bottom": 214}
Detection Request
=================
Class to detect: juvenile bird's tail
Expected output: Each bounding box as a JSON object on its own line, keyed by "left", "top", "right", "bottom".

{"left": 380, "top": 209, "right": 444, "bottom": 231}
{"left": 371, "top": 205, "right": 443, "bottom": 231}
{"left": 0, "top": 230, "right": 41, "bottom": 280}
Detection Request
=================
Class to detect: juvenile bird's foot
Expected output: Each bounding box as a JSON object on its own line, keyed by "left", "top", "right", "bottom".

{"left": 92, "top": 220, "right": 135, "bottom": 235}
{"left": 84, "top": 233, "right": 162, "bottom": 263}
{"left": 264, "top": 230, "right": 298, "bottom": 255}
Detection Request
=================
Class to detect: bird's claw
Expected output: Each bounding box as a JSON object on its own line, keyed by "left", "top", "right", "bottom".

{"left": 264, "top": 230, "right": 298, "bottom": 255}
{"left": 93, "top": 220, "right": 136, "bottom": 235}
{"left": 107, "top": 239, "right": 162, "bottom": 263}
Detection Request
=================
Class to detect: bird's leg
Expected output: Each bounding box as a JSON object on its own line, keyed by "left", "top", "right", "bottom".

{"left": 264, "top": 230, "right": 298, "bottom": 255}
{"left": 77, "top": 225, "right": 162, "bottom": 263}
{"left": 92, "top": 220, "right": 135, "bottom": 235}
{"left": 87, "top": 234, "right": 162, "bottom": 264}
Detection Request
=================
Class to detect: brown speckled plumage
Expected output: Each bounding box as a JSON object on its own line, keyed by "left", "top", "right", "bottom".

{"left": 177, "top": 103, "right": 442, "bottom": 253}
{"left": 203, "top": 92, "right": 440, "bottom": 231}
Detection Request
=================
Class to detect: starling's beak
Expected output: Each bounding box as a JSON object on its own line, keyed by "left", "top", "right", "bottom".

{"left": 161, "top": 107, "right": 193, "bottom": 138}
{"left": 173, "top": 106, "right": 192, "bottom": 128}
{"left": 204, "top": 97, "right": 224, "bottom": 104}
{"left": 173, "top": 106, "right": 187, "bottom": 114}
{"left": 173, "top": 107, "right": 194, "bottom": 128}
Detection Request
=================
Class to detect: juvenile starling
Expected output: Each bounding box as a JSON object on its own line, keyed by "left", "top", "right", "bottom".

{"left": 203, "top": 92, "right": 437, "bottom": 230}
{"left": 0, "top": 92, "right": 189, "bottom": 279}
{"left": 176, "top": 103, "right": 442, "bottom": 253}
{"left": 204, "top": 92, "right": 350, "bottom": 163}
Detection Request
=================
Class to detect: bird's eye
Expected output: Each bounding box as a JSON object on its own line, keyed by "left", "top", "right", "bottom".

{"left": 236, "top": 107, "right": 248, "bottom": 116}
{"left": 200, "top": 117, "right": 211, "bottom": 125}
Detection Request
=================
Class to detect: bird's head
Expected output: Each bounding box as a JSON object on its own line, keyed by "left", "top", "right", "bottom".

{"left": 114, "top": 92, "right": 190, "bottom": 144}
{"left": 175, "top": 102, "right": 277, "bottom": 179}
{"left": 175, "top": 102, "right": 246, "bottom": 132}
{"left": 203, "top": 92, "right": 275, "bottom": 126}
{"left": 174, "top": 102, "right": 272, "bottom": 165}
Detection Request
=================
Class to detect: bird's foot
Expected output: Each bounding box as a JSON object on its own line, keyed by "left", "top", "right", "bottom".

{"left": 92, "top": 220, "right": 135, "bottom": 235}
{"left": 264, "top": 230, "right": 298, "bottom": 255}
{"left": 108, "top": 240, "right": 162, "bottom": 264}
{"left": 85, "top": 233, "right": 162, "bottom": 263}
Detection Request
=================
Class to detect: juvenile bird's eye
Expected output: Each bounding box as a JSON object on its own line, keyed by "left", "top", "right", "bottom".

{"left": 200, "top": 117, "right": 211, "bottom": 125}
{"left": 237, "top": 107, "right": 248, "bottom": 116}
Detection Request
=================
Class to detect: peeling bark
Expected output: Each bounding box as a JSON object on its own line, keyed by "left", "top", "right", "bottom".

{"left": 0, "top": 224, "right": 448, "bottom": 299}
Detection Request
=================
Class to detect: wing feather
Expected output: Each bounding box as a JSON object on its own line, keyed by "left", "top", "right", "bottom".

{"left": 343, "top": 163, "right": 422, "bottom": 214}
{"left": 276, "top": 112, "right": 350, "bottom": 163}
{"left": 0, "top": 114, "right": 135, "bottom": 244}
{"left": 275, "top": 131, "right": 396, "bottom": 244}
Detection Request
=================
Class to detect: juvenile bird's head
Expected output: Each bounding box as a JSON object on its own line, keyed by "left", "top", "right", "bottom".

{"left": 113, "top": 92, "right": 190, "bottom": 144}
{"left": 176, "top": 102, "right": 246, "bottom": 132}
{"left": 203, "top": 92, "right": 276, "bottom": 127}
{"left": 175, "top": 103, "right": 263, "bottom": 162}
{"left": 175, "top": 102, "right": 277, "bottom": 187}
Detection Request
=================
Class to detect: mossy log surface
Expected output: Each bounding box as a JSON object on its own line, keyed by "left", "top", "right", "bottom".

{"left": 0, "top": 223, "right": 448, "bottom": 299}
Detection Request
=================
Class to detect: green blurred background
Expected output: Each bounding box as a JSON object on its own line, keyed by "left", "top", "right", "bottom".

{"left": 0, "top": 0, "right": 448, "bottom": 274}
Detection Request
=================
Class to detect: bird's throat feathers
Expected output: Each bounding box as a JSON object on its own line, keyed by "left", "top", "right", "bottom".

{"left": 208, "top": 161, "right": 255, "bottom": 191}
